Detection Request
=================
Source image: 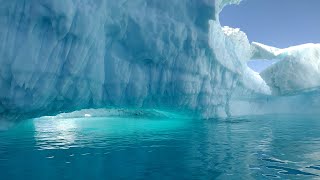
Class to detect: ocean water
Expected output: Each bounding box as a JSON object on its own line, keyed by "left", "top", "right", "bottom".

{"left": 0, "top": 115, "right": 320, "bottom": 179}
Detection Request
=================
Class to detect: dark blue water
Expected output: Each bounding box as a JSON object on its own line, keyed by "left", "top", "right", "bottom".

{"left": 0, "top": 115, "right": 320, "bottom": 179}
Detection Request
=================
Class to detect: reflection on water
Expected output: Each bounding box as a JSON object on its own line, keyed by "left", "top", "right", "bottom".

{"left": 35, "top": 118, "right": 78, "bottom": 150}
{"left": 34, "top": 116, "right": 189, "bottom": 150}
{"left": 0, "top": 114, "right": 320, "bottom": 179}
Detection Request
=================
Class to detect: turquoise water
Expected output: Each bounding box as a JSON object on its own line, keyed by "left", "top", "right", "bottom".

{"left": 0, "top": 115, "right": 320, "bottom": 179}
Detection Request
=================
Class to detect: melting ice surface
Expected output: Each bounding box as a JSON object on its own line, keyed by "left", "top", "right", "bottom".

{"left": 0, "top": 112, "right": 320, "bottom": 179}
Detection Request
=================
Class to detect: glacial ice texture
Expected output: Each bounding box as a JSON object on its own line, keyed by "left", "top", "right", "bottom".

{"left": 252, "top": 42, "right": 320, "bottom": 95}
{"left": 0, "top": 0, "right": 319, "bottom": 124}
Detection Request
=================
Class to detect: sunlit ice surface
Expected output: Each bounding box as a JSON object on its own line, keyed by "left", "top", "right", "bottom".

{"left": 0, "top": 110, "right": 320, "bottom": 179}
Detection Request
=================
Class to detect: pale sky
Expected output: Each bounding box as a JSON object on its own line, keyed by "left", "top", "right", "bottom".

{"left": 220, "top": 0, "right": 320, "bottom": 48}
{"left": 220, "top": 0, "right": 320, "bottom": 72}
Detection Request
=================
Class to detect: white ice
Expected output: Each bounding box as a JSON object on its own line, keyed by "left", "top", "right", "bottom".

{"left": 252, "top": 42, "right": 320, "bottom": 95}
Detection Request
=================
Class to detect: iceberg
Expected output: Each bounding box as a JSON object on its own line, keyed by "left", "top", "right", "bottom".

{"left": 252, "top": 42, "right": 320, "bottom": 95}
{"left": 0, "top": 0, "right": 319, "bottom": 125}
{"left": 230, "top": 42, "right": 320, "bottom": 116}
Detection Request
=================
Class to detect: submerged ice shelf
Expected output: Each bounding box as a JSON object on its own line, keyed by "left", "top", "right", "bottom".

{"left": 0, "top": 0, "right": 319, "bottom": 126}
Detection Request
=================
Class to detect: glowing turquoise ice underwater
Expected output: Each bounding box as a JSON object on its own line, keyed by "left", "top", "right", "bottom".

{"left": 1, "top": 114, "right": 320, "bottom": 179}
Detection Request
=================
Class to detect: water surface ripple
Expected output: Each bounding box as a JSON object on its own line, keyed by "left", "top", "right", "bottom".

{"left": 0, "top": 115, "right": 319, "bottom": 179}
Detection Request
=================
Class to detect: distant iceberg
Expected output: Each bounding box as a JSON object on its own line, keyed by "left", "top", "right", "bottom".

{"left": 253, "top": 42, "right": 320, "bottom": 95}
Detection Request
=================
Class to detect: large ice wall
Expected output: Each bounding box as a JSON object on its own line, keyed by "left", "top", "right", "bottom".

{"left": 0, "top": 0, "right": 318, "bottom": 124}
{"left": 0, "top": 0, "right": 271, "bottom": 123}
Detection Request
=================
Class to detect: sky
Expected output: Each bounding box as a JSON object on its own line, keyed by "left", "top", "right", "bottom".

{"left": 220, "top": 0, "right": 320, "bottom": 72}
{"left": 220, "top": 0, "right": 320, "bottom": 49}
